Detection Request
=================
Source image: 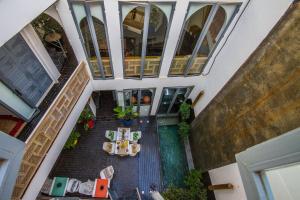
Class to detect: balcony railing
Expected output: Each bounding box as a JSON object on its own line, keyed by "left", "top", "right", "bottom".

{"left": 12, "top": 62, "right": 90, "bottom": 200}
{"left": 169, "top": 56, "right": 207, "bottom": 76}
{"left": 90, "top": 56, "right": 207, "bottom": 78}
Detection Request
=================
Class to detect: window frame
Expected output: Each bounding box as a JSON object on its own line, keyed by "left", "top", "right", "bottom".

{"left": 236, "top": 127, "right": 300, "bottom": 200}
{"left": 168, "top": 2, "right": 241, "bottom": 77}
{"left": 156, "top": 86, "right": 194, "bottom": 116}
{"left": 69, "top": 0, "right": 114, "bottom": 80}
{"left": 119, "top": 1, "right": 176, "bottom": 79}
{"left": 122, "top": 87, "right": 156, "bottom": 116}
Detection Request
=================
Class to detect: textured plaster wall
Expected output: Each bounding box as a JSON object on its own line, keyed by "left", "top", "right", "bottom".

{"left": 190, "top": 2, "right": 300, "bottom": 171}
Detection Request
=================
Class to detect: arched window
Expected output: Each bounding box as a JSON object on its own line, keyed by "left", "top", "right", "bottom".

{"left": 121, "top": 3, "right": 174, "bottom": 78}
{"left": 71, "top": 2, "right": 112, "bottom": 79}
{"left": 169, "top": 3, "right": 239, "bottom": 76}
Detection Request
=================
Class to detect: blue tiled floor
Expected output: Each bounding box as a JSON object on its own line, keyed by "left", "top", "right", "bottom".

{"left": 50, "top": 91, "right": 161, "bottom": 199}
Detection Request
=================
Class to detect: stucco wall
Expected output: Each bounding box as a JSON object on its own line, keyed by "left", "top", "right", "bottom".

{"left": 190, "top": 2, "right": 300, "bottom": 171}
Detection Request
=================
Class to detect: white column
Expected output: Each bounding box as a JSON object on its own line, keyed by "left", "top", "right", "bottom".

{"left": 55, "top": 0, "right": 92, "bottom": 78}
{"left": 150, "top": 86, "right": 163, "bottom": 115}
{"left": 159, "top": 1, "right": 189, "bottom": 77}
{"left": 104, "top": 0, "right": 124, "bottom": 79}
{"left": 21, "top": 24, "right": 60, "bottom": 82}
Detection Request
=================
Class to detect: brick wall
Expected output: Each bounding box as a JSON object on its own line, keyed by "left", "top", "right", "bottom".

{"left": 190, "top": 2, "right": 300, "bottom": 171}
{"left": 12, "top": 62, "right": 90, "bottom": 199}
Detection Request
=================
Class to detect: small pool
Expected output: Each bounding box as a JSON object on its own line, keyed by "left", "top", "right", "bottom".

{"left": 158, "top": 125, "right": 189, "bottom": 188}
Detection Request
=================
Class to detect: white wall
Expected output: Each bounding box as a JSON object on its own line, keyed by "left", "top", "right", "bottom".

{"left": 209, "top": 163, "right": 247, "bottom": 200}
{"left": 265, "top": 163, "right": 300, "bottom": 200}
{"left": 0, "top": 0, "right": 56, "bottom": 46}
{"left": 191, "top": 0, "right": 293, "bottom": 116}
{"left": 91, "top": 0, "right": 293, "bottom": 116}
{"left": 0, "top": 0, "right": 293, "bottom": 117}
{"left": 22, "top": 81, "right": 93, "bottom": 200}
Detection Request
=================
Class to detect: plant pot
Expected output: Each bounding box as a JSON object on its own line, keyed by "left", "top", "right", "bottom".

{"left": 121, "top": 119, "right": 133, "bottom": 127}
{"left": 143, "top": 95, "right": 151, "bottom": 104}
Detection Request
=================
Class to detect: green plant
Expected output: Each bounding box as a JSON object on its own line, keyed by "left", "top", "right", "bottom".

{"left": 162, "top": 186, "right": 192, "bottom": 200}
{"left": 78, "top": 108, "right": 95, "bottom": 131}
{"left": 178, "top": 121, "right": 190, "bottom": 139}
{"left": 179, "top": 102, "right": 191, "bottom": 121}
{"left": 162, "top": 169, "right": 207, "bottom": 200}
{"left": 184, "top": 169, "right": 207, "bottom": 200}
{"left": 113, "top": 106, "right": 138, "bottom": 121}
{"left": 64, "top": 131, "right": 80, "bottom": 149}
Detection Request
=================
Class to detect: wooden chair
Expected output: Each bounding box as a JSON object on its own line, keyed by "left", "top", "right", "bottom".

{"left": 129, "top": 144, "right": 141, "bottom": 156}
{"left": 103, "top": 142, "right": 116, "bottom": 155}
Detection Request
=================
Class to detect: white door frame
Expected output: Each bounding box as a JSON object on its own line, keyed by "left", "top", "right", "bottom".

{"left": 0, "top": 132, "right": 25, "bottom": 200}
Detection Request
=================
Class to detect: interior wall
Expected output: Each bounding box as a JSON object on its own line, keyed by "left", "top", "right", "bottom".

{"left": 190, "top": 2, "right": 300, "bottom": 171}
{"left": 0, "top": 106, "right": 15, "bottom": 117}
{"left": 209, "top": 163, "right": 247, "bottom": 200}
{"left": 265, "top": 163, "right": 300, "bottom": 200}
{"left": 0, "top": 0, "right": 56, "bottom": 46}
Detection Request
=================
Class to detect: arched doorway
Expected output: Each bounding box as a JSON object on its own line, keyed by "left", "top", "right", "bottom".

{"left": 32, "top": 13, "right": 77, "bottom": 72}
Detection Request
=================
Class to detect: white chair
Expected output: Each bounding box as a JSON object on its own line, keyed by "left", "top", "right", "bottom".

{"left": 78, "top": 179, "right": 94, "bottom": 196}
{"left": 66, "top": 178, "right": 81, "bottom": 193}
{"left": 100, "top": 166, "right": 114, "bottom": 187}
{"left": 105, "top": 130, "right": 117, "bottom": 141}
{"left": 130, "top": 131, "right": 141, "bottom": 142}
{"left": 129, "top": 144, "right": 141, "bottom": 156}
{"left": 103, "top": 142, "right": 116, "bottom": 155}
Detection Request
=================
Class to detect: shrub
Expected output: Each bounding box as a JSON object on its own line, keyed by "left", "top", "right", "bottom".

{"left": 78, "top": 108, "right": 95, "bottom": 131}
{"left": 179, "top": 102, "right": 191, "bottom": 121}
{"left": 178, "top": 121, "right": 190, "bottom": 139}
{"left": 64, "top": 131, "right": 80, "bottom": 149}
{"left": 162, "top": 186, "right": 192, "bottom": 200}
{"left": 162, "top": 169, "right": 207, "bottom": 200}
{"left": 184, "top": 169, "right": 207, "bottom": 200}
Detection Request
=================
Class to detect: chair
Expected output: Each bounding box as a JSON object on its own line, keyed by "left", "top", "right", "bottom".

{"left": 130, "top": 131, "right": 141, "bottom": 142}
{"left": 105, "top": 130, "right": 117, "bottom": 141}
{"left": 129, "top": 144, "right": 141, "bottom": 156}
{"left": 78, "top": 179, "right": 94, "bottom": 196}
{"left": 103, "top": 142, "right": 116, "bottom": 155}
{"left": 100, "top": 166, "right": 114, "bottom": 187}
{"left": 41, "top": 178, "right": 53, "bottom": 195}
{"left": 66, "top": 178, "right": 81, "bottom": 193}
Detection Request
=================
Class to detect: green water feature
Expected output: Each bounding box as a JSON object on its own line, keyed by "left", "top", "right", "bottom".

{"left": 158, "top": 125, "right": 189, "bottom": 188}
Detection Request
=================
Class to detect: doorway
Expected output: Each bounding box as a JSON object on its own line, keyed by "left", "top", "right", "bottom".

{"left": 157, "top": 86, "right": 193, "bottom": 116}
{"left": 120, "top": 88, "right": 155, "bottom": 117}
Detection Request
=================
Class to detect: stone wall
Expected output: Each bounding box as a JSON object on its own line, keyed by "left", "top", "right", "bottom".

{"left": 12, "top": 62, "right": 90, "bottom": 200}
{"left": 190, "top": 2, "right": 300, "bottom": 171}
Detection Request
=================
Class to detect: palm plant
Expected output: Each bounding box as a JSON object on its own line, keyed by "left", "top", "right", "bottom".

{"left": 113, "top": 106, "right": 138, "bottom": 121}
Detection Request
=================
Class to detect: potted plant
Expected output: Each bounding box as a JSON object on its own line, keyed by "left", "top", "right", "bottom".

{"left": 113, "top": 106, "right": 138, "bottom": 126}
{"left": 64, "top": 131, "right": 81, "bottom": 149}
{"left": 77, "top": 108, "right": 95, "bottom": 131}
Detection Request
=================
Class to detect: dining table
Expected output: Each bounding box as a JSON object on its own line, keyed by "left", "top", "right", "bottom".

{"left": 115, "top": 140, "right": 130, "bottom": 156}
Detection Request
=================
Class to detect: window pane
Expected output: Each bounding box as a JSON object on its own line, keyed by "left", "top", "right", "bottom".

{"left": 169, "top": 88, "right": 188, "bottom": 113}
{"left": 124, "top": 90, "right": 131, "bottom": 107}
{"left": 140, "top": 89, "right": 154, "bottom": 116}
{"left": 90, "top": 3, "right": 112, "bottom": 78}
{"left": 262, "top": 163, "right": 300, "bottom": 200}
{"left": 188, "top": 6, "right": 226, "bottom": 74}
{"left": 72, "top": 4, "right": 101, "bottom": 78}
{"left": 144, "top": 5, "right": 170, "bottom": 77}
{"left": 122, "top": 6, "right": 145, "bottom": 78}
{"left": 169, "top": 5, "right": 212, "bottom": 75}
{"left": 157, "top": 88, "right": 176, "bottom": 114}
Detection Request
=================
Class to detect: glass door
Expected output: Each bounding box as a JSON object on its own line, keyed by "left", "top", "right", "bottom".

{"left": 123, "top": 88, "right": 155, "bottom": 116}
{"left": 157, "top": 87, "right": 193, "bottom": 116}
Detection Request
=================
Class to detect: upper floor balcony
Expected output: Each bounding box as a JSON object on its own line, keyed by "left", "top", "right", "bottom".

{"left": 70, "top": 1, "right": 241, "bottom": 79}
